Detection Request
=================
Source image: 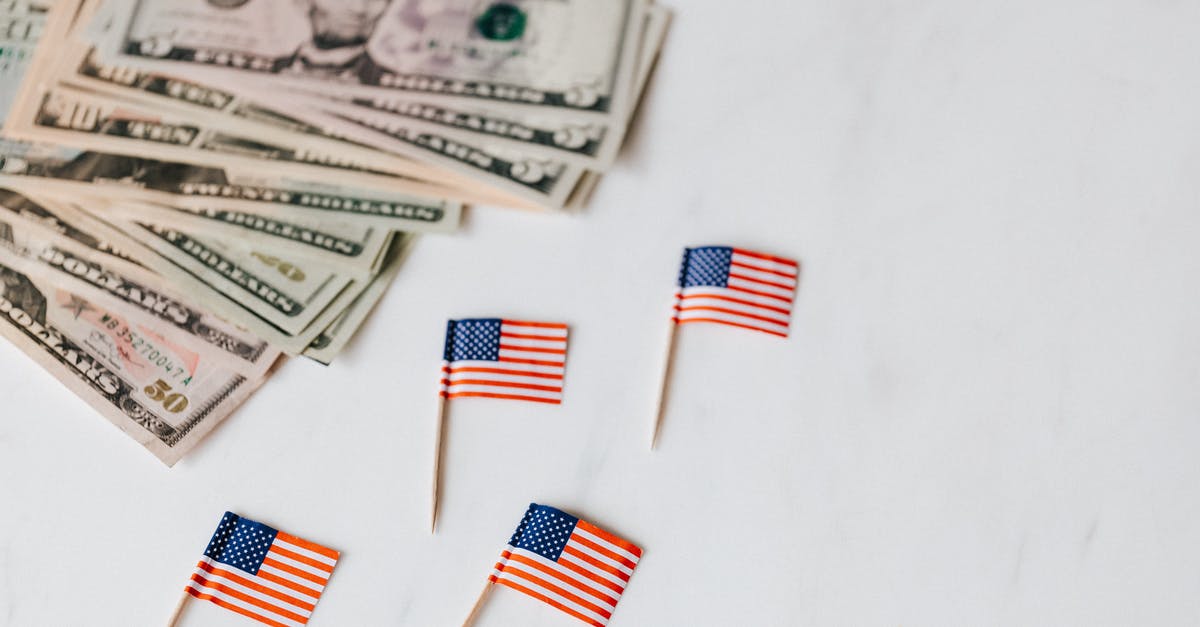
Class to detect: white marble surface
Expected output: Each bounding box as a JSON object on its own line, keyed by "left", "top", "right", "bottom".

{"left": 4, "top": 1, "right": 1200, "bottom": 625}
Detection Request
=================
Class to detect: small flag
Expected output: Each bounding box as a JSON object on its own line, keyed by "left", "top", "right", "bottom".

{"left": 674, "top": 246, "right": 799, "bottom": 337}
{"left": 185, "top": 512, "right": 339, "bottom": 627}
{"left": 490, "top": 504, "right": 642, "bottom": 627}
{"left": 441, "top": 319, "right": 568, "bottom": 404}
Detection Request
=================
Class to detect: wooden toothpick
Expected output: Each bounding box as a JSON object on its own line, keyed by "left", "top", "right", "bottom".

{"left": 649, "top": 320, "right": 680, "bottom": 450}
{"left": 165, "top": 589, "right": 191, "bottom": 627}
{"left": 431, "top": 394, "right": 449, "bottom": 533}
{"left": 461, "top": 581, "right": 494, "bottom": 627}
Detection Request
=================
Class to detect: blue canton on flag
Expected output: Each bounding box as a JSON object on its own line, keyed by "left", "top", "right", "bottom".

{"left": 443, "top": 319, "right": 502, "bottom": 362}
{"left": 678, "top": 246, "right": 734, "bottom": 288}
{"left": 508, "top": 504, "right": 579, "bottom": 562}
{"left": 203, "top": 512, "right": 278, "bottom": 575}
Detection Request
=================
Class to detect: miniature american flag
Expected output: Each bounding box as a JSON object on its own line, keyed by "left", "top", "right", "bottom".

{"left": 674, "top": 246, "right": 799, "bottom": 338}
{"left": 441, "top": 319, "right": 568, "bottom": 404}
{"left": 185, "top": 512, "right": 339, "bottom": 627}
{"left": 490, "top": 503, "right": 642, "bottom": 627}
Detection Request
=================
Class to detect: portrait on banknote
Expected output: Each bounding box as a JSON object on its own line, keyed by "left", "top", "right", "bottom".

{"left": 281, "top": 0, "right": 389, "bottom": 78}
{"left": 0, "top": 263, "right": 48, "bottom": 325}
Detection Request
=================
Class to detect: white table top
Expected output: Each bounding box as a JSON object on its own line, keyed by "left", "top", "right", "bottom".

{"left": 4, "top": 1, "right": 1200, "bottom": 625}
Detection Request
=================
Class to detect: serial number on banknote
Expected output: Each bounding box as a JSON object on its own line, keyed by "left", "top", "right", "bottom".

{"left": 95, "top": 312, "right": 196, "bottom": 387}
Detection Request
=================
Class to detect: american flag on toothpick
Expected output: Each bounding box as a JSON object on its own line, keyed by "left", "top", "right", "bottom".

{"left": 674, "top": 246, "right": 799, "bottom": 337}
{"left": 650, "top": 245, "right": 800, "bottom": 449}
{"left": 441, "top": 318, "right": 569, "bottom": 403}
{"left": 465, "top": 503, "right": 642, "bottom": 627}
{"left": 432, "top": 319, "right": 569, "bottom": 533}
{"left": 172, "top": 512, "right": 339, "bottom": 627}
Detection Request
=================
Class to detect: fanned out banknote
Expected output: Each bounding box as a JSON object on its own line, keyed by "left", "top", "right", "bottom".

{"left": 84, "top": 198, "right": 397, "bottom": 278}
{"left": 0, "top": 198, "right": 269, "bottom": 464}
{"left": 103, "top": 0, "right": 647, "bottom": 122}
{"left": 0, "top": 187, "right": 279, "bottom": 377}
{"left": 0, "top": 0, "right": 669, "bottom": 464}
{"left": 45, "top": 0, "right": 670, "bottom": 211}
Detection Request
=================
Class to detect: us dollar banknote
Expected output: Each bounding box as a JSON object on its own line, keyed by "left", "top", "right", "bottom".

{"left": 0, "top": 138, "right": 463, "bottom": 231}
{"left": 7, "top": 61, "right": 524, "bottom": 209}
{"left": 0, "top": 246, "right": 265, "bottom": 465}
{"left": 0, "top": 2, "right": 467, "bottom": 228}
{"left": 106, "top": 0, "right": 645, "bottom": 122}
{"left": 302, "top": 234, "right": 411, "bottom": 365}
{"left": 5, "top": 86, "right": 491, "bottom": 205}
{"left": 56, "top": 38, "right": 480, "bottom": 191}
{"left": 268, "top": 96, "right": 587, "bottom": 209}
{"left": 40, "top": 0, "right": 564, "bottom": 208}
{"left": 300, "top": 3, "right": 672, "bottom": 168}
{"left": 0, "top": 0, "right": 45, "bottom": 113}
{"left": 40, "top": 0, "right": 600, "bottom": 209}
{"left": 40, "top": 31, "right": 557, "bottom": 208}
{"left": 117, "top": 222, "right": 353, "bottom": 336}
{"left": 81, "top": 198, "right": 394, "bottom": 278}
{"left": 0, "top": 187, "right": 280, "bottom": 377}
{"left": 260, "top": 3, "right": 668, "bottom": 207}
{"left": 62, "top": 53, "right": 566, "bottom": 208}
{"left": 103, "top": 216, "right": 381, "bottom": 355}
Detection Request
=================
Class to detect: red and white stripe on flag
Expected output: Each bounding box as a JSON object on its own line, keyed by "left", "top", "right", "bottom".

{"left": 442, "top": 320, "right": 568, "bottom": 404}
{"left": 187, "top": 530, "right": 338, "bottom": 627}
{"left": 490, "top": 505, "right": 642, "bottom": 627}
{"left": 675, "top": 248, "right": 799, "bottom": 338}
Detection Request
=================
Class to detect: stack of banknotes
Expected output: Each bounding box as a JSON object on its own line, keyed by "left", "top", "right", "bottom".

{"left": 0, "top": 0, "right": 669, "bottom": 464}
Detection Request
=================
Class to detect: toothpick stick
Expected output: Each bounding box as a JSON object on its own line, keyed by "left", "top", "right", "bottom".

{"left": 461, "top": 581, "right": 494, "bottom": 627}
{"left": 431, "top": 394, "right": 449, "bottom": 533}
{"left": 165, "top": 589, "right": 191, "bottom": 627}
{"left": 649, "top": 320, "right": 680, "bottom": 450}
